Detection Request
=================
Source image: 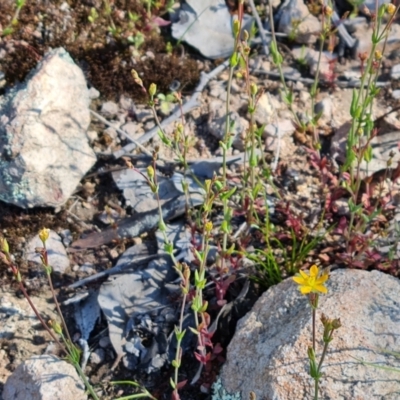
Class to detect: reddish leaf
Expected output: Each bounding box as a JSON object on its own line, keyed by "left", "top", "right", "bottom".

{"left": 151, "top": 16, "right": 171, "bottom": 27}
{"left": 177, "top": 380, "right": 188, "bottom": 390}
{"left": 213, "top": 342, "right": 224, "bottom": 355}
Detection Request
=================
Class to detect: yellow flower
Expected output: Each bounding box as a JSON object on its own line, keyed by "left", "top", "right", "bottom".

{"left": 205, "top": 221, "right": 213, "bottom": 233}
{"left": 386, "top": 3, "right": 396, "bottom": 15}
{"left": 374, "top": 50, "right": 382, "bottom": 60}
{"left": 324, "top": 5, "right": 333, "bottom": 17}
{"left": 38, "top": 228, "right": 50, "bottom": 244}
{"left": 293, "top": 265, "right": 329, "bottom": 295}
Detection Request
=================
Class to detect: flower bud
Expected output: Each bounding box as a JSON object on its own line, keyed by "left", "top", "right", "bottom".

{"left": 358, "top": 52, "right": 368, "bottom": 62}
{"left": 378, "top": 3, "right": 386, "bottom": 18}
{"left": 232, "top": 19, "right": 240, "bottom": 37}
{"left": 250, "top": 82, "right": 258, "bottom": 96}
{"left": 49, "top": 320, "right": 63, "bottom": 335}
{"left": 374, "top": 50, "right": 382, "bottom": 60}
{"left": 386, "top": 3, "right": 396, "bottom": 15}
{"left": 149, "top": 83, "right": 157, "bottom": 97}
{"left": 176, "top": 123, "right": 184, "bottom": 135}
{"left": 0, "top": 237, "right": 9, "bottom": 254}
{"left": 131, "top": 69, "right": 143, "bottom": 87}
{"left": 205, "top": 221, "right": 213, "bottom": 233}
{"left": 332, "top": 318, "right": 342, "bottom": 329}
{"left": 324, "top": 5, "right": 333, "bottom": 16}
{"left": 147, "top": 165, "right": 155, "bottom": 180}
{"left": 183, "top": 263, "right": 190, "bottom": 281}
{"left": 39, "top": 228, "right": 50, "bottom": 244}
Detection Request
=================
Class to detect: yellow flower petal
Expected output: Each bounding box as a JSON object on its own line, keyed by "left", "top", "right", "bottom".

{"left": 300, "top": 286, "right": 312, "bottom": 294}
{"left": 299, "top": 270, "right": 309, "bottom": 279}
{"left": 310, "top": 265, "right": 319, "bottom": 277}
{"left": 315, "top": 284, "right": 328, "bottom": 294}
{"left": 293, "top": 276, "right": 307, "bottom": 285}
{"left": 316, "top": 274, "right": 329, "bottom": 285}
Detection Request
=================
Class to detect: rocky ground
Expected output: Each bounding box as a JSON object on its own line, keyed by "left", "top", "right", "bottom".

{"left": 1, "top": 0, "right": 400, "bottom": 399}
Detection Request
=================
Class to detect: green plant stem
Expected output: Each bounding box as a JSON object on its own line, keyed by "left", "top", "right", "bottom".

{"left": 150, "top": 161, "right": 189, "bottom": 395}
{"left": 314, "top": 379, "right": 318, "bottom": 400}
{"left": 317, "top": 332, "right": 333, "bottom": 372}
{"left": 312, "top": 307, "right": 316, "bottom": 351}
{"left": 113, "top": 380, "right": 157, "bottom": 399}
{"left": 173, "top": 293, "right": 187, "bottom": 386}
{"left": 73, "top": 359, "right": 100, "bottom": 400}
{"left": 313, "top": 330, "right": 334, "bottom": 400}
{"left": 117, "top": 395, "right": 154, "bottom": 400}
{"left": 17, "top": 281, "right": 62, "bottom": 346}
{"left": 267, "top": 0, "right": 302, "bottom": 129}
{"left": 46, "top": 271, "right": 73, "bottom": 344}
{"left": 309, "top": 32, "right": 325, "bottom": 153}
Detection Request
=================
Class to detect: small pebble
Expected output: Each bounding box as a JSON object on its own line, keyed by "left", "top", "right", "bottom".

{"left": 391, "top": 64, "right": 400, "bottom": 80}
{"left": 101, "top": 101, "right": 119, "bottom": 118}
{"left": 90, "top": 348, "right": 105, "bottom": 365}
{"left": 392, "top": 90, "right": 400, "bottom": 100}
{"left": 109, "top": 249, "right": 119, "bottom": 259}
{"left": 87, "top": 130, "right": 98, "bottom": 142}
{"left": 88, "top": 87, "right": 100, "bottom": 100}
{"left": 104, "top": 127, "right": 118, "bottom": 140}
{"left": 59, "top": 229, "right": 73, "bottom": 247}
{"left": 133, "top": 237, "right": 142, "bottom": 245}
{"left": 80, "top": 263, "right": 96, "bottom": 275}
{"left": 99, "top": 337, "right": 111, "bottom": 348}
{"left": 144, "top": 120, "right": 156, "bottom": 130}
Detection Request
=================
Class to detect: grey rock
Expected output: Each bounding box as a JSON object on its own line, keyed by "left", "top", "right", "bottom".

{"left": 314, "top": 97, "right": 333, "bottom": 125}
{"left": 119, "top": 94, "right": 134, "bottom": 112}
{"left": 208, "top": 99, "right": 249, "bottom": 150}
{"left": 263, "top": 120, "right": 295, "bottom": 152}
{"left": 220, "top": 269, "right": 400, "bottom": 399}
{"left": 392, "top": 90, "right": 400, "bottom": 100}
{"left": 90, "top": 348, "right": 105, "bottom": 365}
{"left": 3, "top": 355, "right": 87, "bottom": 400}
{"left": 99, "top": 336, "right": 111, "bottom": 348}
{"left": 88, "top": 87, "right": 100, "bottom": 100}
{"left": 25, "top": 230, "right": 70, "bottom": 274}
{"left": 74, "top": 291, "right": 100, "bottom": 342}
{"left": 80, "top": 262, "right": 96, "bottom": 275}
{"left": 253, "top": 93, "right": 281, "bottom": 126}
{"left": 86, "top": 130, "right": 98, "bottom": 142}
{"left": 104, "top": 126, "right": 118, "bottom": 140}
{"left": 59, "top": 229, "right": 73, "bottom": 247}
{"left": 391, "top": 64, "right": 400, "bottom": 80}
{"left": 278, "top": 0, "right": 320, "bottom": 44}
{"left": 264, "top": 121, "right": 295, "bottom": 139}
{"left": 172, "top": 0, "right": 252, "bottom": 59}
{"left": 98, "top": 254, "right": 175, "bottom": 371}
{"left": 281, "top": 66, "right": 302, "bottom": 80}
{"left": 0, "top": 47, "right": 96, "bottom": 208}
{"left": 121, "top": 121, "right": 140, "bottom": 137}
{"left": 135, "top": 108, "right": 153, "bottom": 122}
{"left": 209, "top": 80, "right": 227, "bottom": 101}
{"left": 101, "top": 100, "right": 119, "bottom": 118}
